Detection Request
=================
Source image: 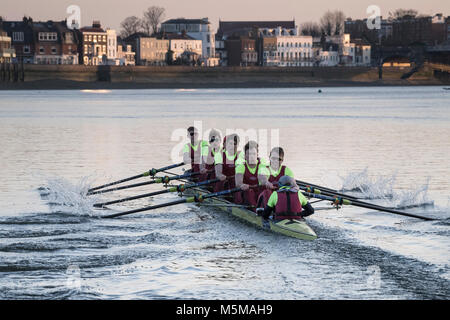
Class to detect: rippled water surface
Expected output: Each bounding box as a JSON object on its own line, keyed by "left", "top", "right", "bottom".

{"left": 0, "top": 87, "right": 449, "bottom": 299}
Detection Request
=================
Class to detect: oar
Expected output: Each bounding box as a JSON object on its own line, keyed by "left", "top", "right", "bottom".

{"left": 86, "top": 171, "right": 200, "bottom": 196}
{"left": 88, "top": 162, "right": 185, "bottom": 193}
{"left": 102, "top": 187, "right": 244, "bottom": 219}
{"left": 303, "top": 192, "right": 435, "bottom": 221}
{"left": 296, "top": 179, "right": 344, "bottom": 194}
{"left": 296, "top": 180, "right": 360, "bottom": 200}
{"left": 93, "top": 178, "right": 220, "bottom": 208}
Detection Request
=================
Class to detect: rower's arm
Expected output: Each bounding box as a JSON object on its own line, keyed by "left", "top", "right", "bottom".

{"left": 214, "top": 152, "right": 226, "bottom": 180}
{"left": 199, "top": 143, "right": 209, "bottom": 172}
{"left": 183, "top": 151, "right": 192, "bottom": 166}
{"left": 260, "top": 192, "right": 277, "bottom": 219}
{"left": 215, "top": 164, "right": 223, "bottom": 177}
{"left": 258, "top": 173, "right": 269, "bottom": 186}
{"left": 301, "top": 203, "right": 315, "bottom": 217}
{"left": 235, "top": 173, "right": 244, "bottom": 187}
{"left": 298, "top": 191, "right": 314, "bottom": 217}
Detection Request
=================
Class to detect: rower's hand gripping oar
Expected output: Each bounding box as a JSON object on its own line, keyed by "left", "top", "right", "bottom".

{"left": 93, "top": 178, "right": 221, "bottom": 208}
{"left": 302, "top": 191, "right": 436, "bottom": 221}
{"left": 87, "top": 162, "right": 185, "bottom": 193}
{"left": 86, "top": 171, "right": 199, "bottom": 196}
{"left": 102, "top": 187, "right": 245, "bottom": 219}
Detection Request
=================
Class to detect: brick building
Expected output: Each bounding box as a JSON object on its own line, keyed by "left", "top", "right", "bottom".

{"left": 1, "top": 17, "right": 78, "bottom": 64}
{"left": 78, "top": 21, "right": 108, "bottom": 65}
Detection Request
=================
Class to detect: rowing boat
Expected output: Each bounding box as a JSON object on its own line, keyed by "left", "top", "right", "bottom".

{"left": 182, "top": 184, "right": 317, "bottom": 241}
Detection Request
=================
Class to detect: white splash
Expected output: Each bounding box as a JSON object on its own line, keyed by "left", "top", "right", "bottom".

{"left": 336, "top": 168, "right": 435, "bottom": 210}
{"left": 393, "top": 179, "right": 434, "bottom": 209}
{"left": 38, "top": 175, "right": 101, "bottom": 217}
{"left": 340, "top": 167, "right": 395, "bottom": 200}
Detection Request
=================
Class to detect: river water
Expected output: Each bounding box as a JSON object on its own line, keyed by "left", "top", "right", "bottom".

{"left": 0, "top": 86, "right": 449, "bottom": 299}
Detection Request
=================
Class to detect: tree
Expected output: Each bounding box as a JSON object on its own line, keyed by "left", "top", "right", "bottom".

{"left": 333, "top": 11, "right": 346, "bottom": 35}
{"left": 120, "top": 16, "right": 142, "bottom": 38}
{"left": 320, "top": 10, "right": 335, "bottom": 36}
{"left": 300, "top": 22, "right": 321, "bottom": 37}
{"left": 319, "top": 10, "right": 346, "bottom": 36}
{"left": 142, "top": 6, "right": 165, "bottom": 36}
{"left": 389, "top": 9, "right": 419, "bottom": 20}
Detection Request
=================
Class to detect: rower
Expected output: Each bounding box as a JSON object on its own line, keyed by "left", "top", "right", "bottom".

{"left": 257, "top": 147, "right": 295, "bottom": 208}
{"left": 235, "top": 141, "right": 267, "bottom": 209}
{"left": 213, "top": 133, "right": 243, "bottom": 192}
{"left": 257, "top": 175, "right": 315, "bottom": 220}
{"left": 200, "top": 129, "right": 222, "bottom": 184}
{"left": 182, "top": 126, "right": 209, "bottom": 181}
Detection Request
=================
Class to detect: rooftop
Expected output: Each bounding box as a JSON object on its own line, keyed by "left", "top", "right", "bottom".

{"left": 217, "top": 20, "right": 296, "bottom": 37}
{"left": 162, "top": 18, "right": 210, "bottom": 25}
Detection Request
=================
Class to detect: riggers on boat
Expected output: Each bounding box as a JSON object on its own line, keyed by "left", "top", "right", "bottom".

{"left": 182, "top": 185, "right": 317, "bottom": 241}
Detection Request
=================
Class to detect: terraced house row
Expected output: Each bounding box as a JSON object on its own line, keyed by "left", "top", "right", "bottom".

{"left": 0, "top": 17, "right": 134, "bottom": 66}
{"left": 0, "top": 16, "right": 372, "bottom": 67}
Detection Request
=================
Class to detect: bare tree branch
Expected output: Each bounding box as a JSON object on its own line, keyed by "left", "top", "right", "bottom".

{"left": 320, "top": 10, "right": 335, "bottom": 36}
{"left": 388, "top": 9, "right": 419, "bottom": 20}
{"left": 120, "top": 16, "right": 142, "bottom": 38}
{"left": 142, "top": 6, "right": 165, "bottom": 36}
{"left": 300, "top": 22, "right": 321, "bottom": 37}
{"left": 333, "top": 11, "right": 346, "bottom": 35}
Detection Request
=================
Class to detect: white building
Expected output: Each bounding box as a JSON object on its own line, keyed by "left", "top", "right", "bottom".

{"left": 315, "top": 34, "right": 371, "bottom": 66}
{"left": 167, "top": 34, "right": 202, "bottom": 61}
{"left": 318, "top": 49, "right": 339, "bottom": 66}
{"left": 136, "top": 37, "right": 169, "bottom": 66}
{"left": 80, "top": 21, "right": 108, "bottom": 65}
{"left": 106, "top": 29, "right": 118, "bottom": 65}
{"left": 161, "top": 18, "right": 218, "bottom": 66}
{"left": 117, "top": 44, "right": 135, "bottom": 66}
{"left": 260, "top": 27, "right": 313, "bottom": 67}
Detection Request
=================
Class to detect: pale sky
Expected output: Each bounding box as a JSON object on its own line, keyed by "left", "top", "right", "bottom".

{"left": 2, "top": 0, "right": 448, "bottom": 32}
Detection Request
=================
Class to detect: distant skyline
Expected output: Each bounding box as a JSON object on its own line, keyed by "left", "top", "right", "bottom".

{"left": 2, "top": 0, "right": 449, "bottom": 32}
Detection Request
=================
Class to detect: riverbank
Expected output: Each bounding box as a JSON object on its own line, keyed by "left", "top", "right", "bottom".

{"left": 0, "top": 64, "right": 448, "bottom": 90}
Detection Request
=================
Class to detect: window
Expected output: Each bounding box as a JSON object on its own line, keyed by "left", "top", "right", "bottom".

{"left": 23, "top": 46, "right": 30, "bottom": 54}
{"left": 39, "top": 47, "right": 45, "bottom": 54}
{"left": 51, "top": 47, "right": 57, "bottom": 54}
{"left": 13, "top": 32, "right": 24, "bottom": 42}
{"left": 39, "top": 33, "right": 57, "bottom": 41}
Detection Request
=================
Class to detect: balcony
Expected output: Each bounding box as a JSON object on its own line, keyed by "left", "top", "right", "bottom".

{"left": 0, "top": 48, "right": 16, "bottom": 58}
